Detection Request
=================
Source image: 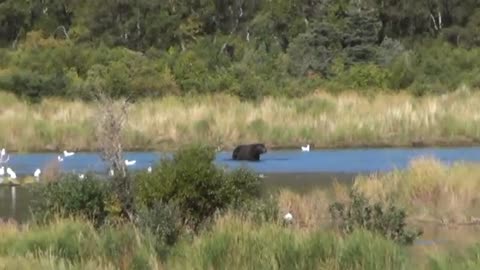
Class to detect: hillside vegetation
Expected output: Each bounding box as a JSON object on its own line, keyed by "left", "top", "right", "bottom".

{"left": 0, "top": 0, "right": 480, "bottom": 101}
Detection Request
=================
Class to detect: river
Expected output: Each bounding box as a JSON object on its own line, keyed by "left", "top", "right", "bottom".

{"left": 1, "top": 146, "right": 480, "bottom": 223}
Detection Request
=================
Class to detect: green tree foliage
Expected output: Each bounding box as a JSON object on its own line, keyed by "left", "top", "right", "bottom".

{"left": 30, "top": 174, "right": 112, "bottom": 227}
{"left": 0, "top": 0, "right": 480, "bottom": 100}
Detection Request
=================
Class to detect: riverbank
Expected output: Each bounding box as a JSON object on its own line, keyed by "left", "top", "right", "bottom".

{"left": 1, "top": 157, "right": 480, "bottom": 269}
{"left": 0, "top": 88, "right": 479, "bottom": 152}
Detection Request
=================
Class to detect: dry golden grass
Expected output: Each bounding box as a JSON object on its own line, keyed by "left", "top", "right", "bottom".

{"left": 277, "top": 189, "right": 330, "bottom": 228}
{"left": 271, "top": 157, "right": 480, "bottom": 227}
{"left": 0, "top": 87, "right": 479, "bottom": 151}
{"left": 354, "top": 158, "right": 480, "bottom": 224}
{"left": 276, "top": 182, "right": 350, "bottom": 229}
{"left": 353, "top": 157, "right": 480, "bottom": 225}
{"left": 41, "top": 159, "right": 63, "bottom": 182}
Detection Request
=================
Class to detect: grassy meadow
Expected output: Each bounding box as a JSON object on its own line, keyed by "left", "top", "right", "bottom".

{"left": 0, "top": 88, "right": 480, "bottom": 152}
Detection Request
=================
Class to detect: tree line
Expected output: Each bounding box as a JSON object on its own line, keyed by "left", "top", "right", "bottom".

{"left": 0, "top": 0, "right": 479, "bottom": 101}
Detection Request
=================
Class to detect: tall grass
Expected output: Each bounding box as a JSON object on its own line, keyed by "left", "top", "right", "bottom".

{"left": 0, "top": 218, "right": 161, "bottom": 270}
{"left": 167, "top": 214, "right": 409, "bottom": 270}
{"left": 0, "top": 255, "right": 117, "bottom": 270}
{"left": 270, "top": 158, "right": 480, "bottom": 227}
{"left": 428, "top": 244, "right": 480, "bottom": 270}
{"left": 353, "top": 158, "right": 480, "bottom": 224}
{"left": 0, "top": 210, "right": 479, "bottom": 269}
{"left": 0, "top": 87, "right": 480, "bottom": 151}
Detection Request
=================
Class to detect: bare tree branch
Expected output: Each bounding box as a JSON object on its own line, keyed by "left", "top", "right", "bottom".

{"left": 93, "top": 89, "right": 130, "bottom": 178}
{"left": 93, "top": 87, "right": 136, "bottom": 221}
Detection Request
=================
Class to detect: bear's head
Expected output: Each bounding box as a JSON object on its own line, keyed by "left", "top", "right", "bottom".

{"left": 255, "top": 143, "right": 267, "bottom": 154}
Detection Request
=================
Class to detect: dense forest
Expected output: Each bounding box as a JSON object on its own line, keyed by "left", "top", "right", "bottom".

{"left": 0, "top": 0, "right": 479, "bottom": 101}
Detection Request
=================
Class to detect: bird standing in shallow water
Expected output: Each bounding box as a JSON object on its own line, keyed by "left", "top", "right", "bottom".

{"left": 63, "top": 150, "right": 75, "bottom": 157}
{"left": 301, "top": 144, "right": 310, "bottom": 152}
{"left": 125, "top": 160, "right": 136, "bottom": 166}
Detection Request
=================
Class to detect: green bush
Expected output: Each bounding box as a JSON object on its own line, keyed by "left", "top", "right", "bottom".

{"left": 0, "top": 69, "right": 68, "bottom": 102}
{"left": 135, "top": 143, "right": 263, "bottom": 231}
{"left": 328, "top": 190, "right": 423, "bottom": 245}
{"left": 30, "top": 174, "right": 111, "bottom": 226}
{"left": 136, "top": 201, "right": 182, "bottom": 258}
{"left": 336, "top": 63, "right": 391, "bottom": 90}
{"left": 235, "top": 193, "right": 280, "bottom": 224}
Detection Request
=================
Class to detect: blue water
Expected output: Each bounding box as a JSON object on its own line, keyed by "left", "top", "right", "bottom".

{"left": 2, "top": 147, "right": 480, "bottom": 176}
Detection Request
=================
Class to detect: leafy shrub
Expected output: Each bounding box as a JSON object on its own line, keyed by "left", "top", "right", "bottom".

{"left": 235, "top": 193, "right": 280, "bottom": 224}
{"left": 30, "top": 174, "right": 111, "bottom": 226}
{"left": 224, "top": 168, "right": 263, "bottom": 208}
{"left": 336, "top": 63, "right": 391, "bottom": 90}
{"left": 135, "top": 143, "right": 262, "bottom": 231}
{"left": 388, "top": 51, "right": 416, "bottom": 90}
{"left": 0, "top": 69, "right": 68, "bottom": 102}
{"left": 136, "top": 202, "right": 182, "bottom": 258}
{"left": 328, "top": 190, "right": 422, "bottom": 245}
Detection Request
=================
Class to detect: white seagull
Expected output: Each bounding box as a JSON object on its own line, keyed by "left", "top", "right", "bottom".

{"left": 34, "top": 168, "right": 41, "bottom": 178}
{"left": 63, "top": 150, "right": 75, "bottom": 157}
{"left": 147, "top": 166, "right": 152, "bottom": 173}
{"left": 125, "top": 160, "right": 136, "bottom": 166}
{"left": 6, "top": 167, "right": 16, "bottom": 179}
{"left": 283, "top": 212, "right": 293, "bottom": 222}
{"left": 0, "top": 148, "right": 9, "bottom": 163}
{"left": 57, "top": 155, "right": 64, "bottom": 162}
{"left": 301, "top": 144, "right": 310, "bottom": 152}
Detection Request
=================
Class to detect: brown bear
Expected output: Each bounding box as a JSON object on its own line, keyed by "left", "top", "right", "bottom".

{"left": 232, "top": 143, "right": 267, "bottom": 161}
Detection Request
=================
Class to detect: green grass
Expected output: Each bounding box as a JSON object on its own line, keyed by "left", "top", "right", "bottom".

{"left": 0, "top": 218, "right": 159, "bottom": 270}
{"left": 0, "top": 88, "right": 480, "bottom": 152}
{"left": 1, "top": 211, "right": 480, "bottom": 269}
{"left": 0, "top": 216, "right": 410, "bottom": 270}
{"left": 168, "top": 215, "right": 408, "bottom": 270}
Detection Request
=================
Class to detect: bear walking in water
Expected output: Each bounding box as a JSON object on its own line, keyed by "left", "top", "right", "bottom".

{"left": 232, "top": 143, "right": 267, "bottom": 161}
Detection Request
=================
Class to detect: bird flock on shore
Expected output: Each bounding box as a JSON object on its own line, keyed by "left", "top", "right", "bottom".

{"left": 0, "top": 147, "right": 155, "bottom": 184}
{"left": 0, "top": 144, "right": 311, "bottom": 222}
